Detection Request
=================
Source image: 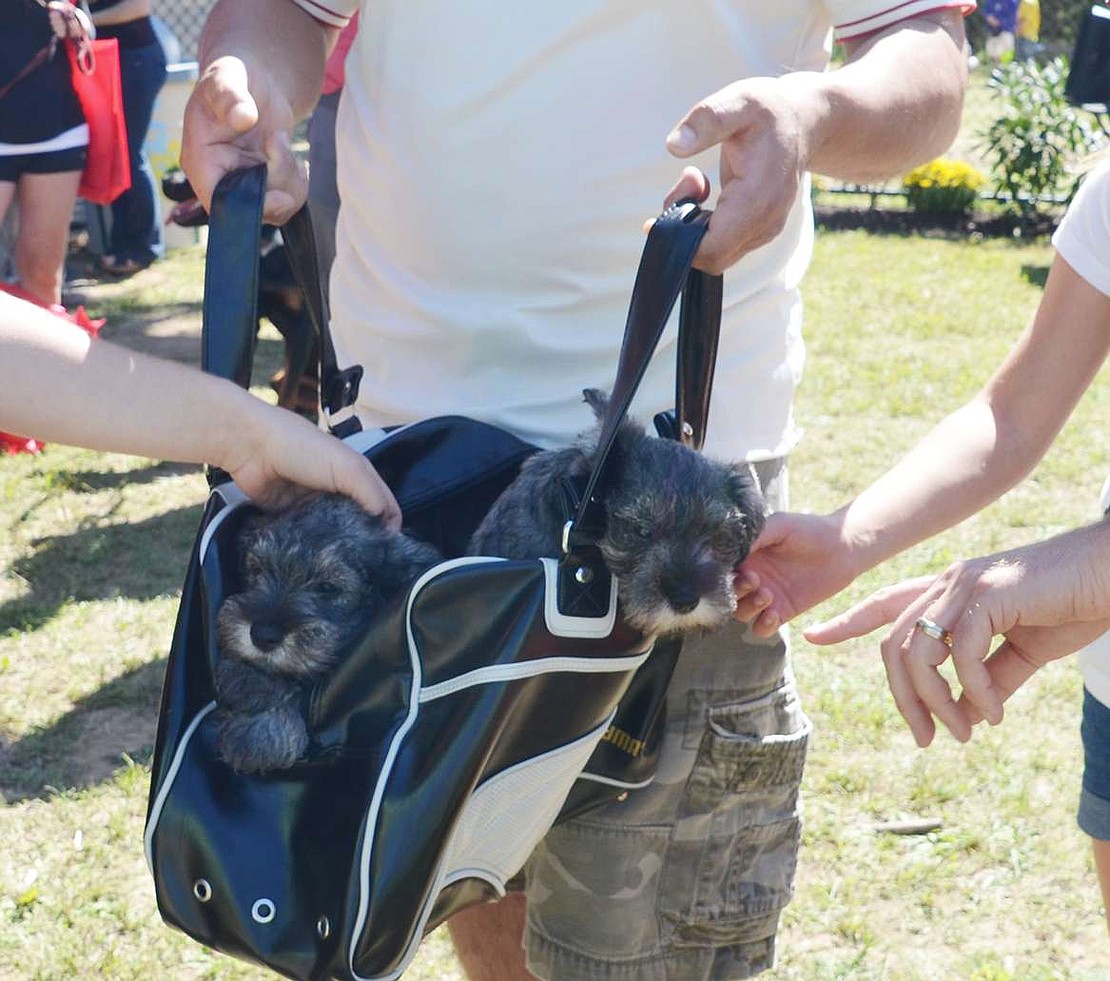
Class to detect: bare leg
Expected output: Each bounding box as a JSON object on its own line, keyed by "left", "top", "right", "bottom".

{"left": 1092, "top": 837, "right": 1110, "bottom": 932}
{"left": 15, "top": 170, "right": 81, "bottom": 306}
{"left": 447, "top": 894, "right": 539, "bottom": 981}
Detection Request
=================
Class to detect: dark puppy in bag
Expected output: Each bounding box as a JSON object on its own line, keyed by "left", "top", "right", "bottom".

{"left": 468, "top": 389, "right": 765, "bottom": 638}
{"left": 215, "top": 493, "right": 442, "bottom": 772}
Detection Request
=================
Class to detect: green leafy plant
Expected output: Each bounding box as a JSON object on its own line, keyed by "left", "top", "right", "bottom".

{"left": 979, "top": 56, "right": 1106, "bottom": 214}
{"left": 902, "top": 157, "right": 986, "bottom": 215}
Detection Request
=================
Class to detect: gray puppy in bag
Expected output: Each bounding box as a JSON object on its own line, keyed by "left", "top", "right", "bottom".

{"left": 467, "top": 389, "right": 765, "bottom": 638}
{"left": 214, "top": 493, "right": 442, "bottom": 773}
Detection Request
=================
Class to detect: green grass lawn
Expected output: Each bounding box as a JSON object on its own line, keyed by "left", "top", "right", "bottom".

{"left": 3, "top": 223, "right": 1109, "bottom": 976}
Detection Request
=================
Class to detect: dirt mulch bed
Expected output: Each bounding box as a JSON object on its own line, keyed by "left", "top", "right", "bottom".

{"left": 815, "top": 205, "right": 1060, "bottom": 240}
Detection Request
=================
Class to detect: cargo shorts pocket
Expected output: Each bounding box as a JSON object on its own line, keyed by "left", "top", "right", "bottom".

{"left": 659, "top": 684, "right": 811, "bottom": 946}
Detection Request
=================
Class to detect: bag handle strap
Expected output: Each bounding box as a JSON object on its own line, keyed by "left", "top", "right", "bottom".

{"left": 280, "top": 200, "right": 365, "bottom": 435}
{"left": 203, "top": 167, "right": 723, "bottom": 516}
{"left": 565, "top": 202, "right": 720, "bottom": 551}
{"left": 0, "top": 41, "right": 54, "bottom": 102}
{"left": 202, "top": 164, "right": 363, "bottom": 448}
{"left": 201, "top": 166, "right": 267, "bottom": 487}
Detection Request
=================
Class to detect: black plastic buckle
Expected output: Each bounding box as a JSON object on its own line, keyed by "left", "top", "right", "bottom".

{"left": 321, "top": 365, "right": 364, "bottom": 415}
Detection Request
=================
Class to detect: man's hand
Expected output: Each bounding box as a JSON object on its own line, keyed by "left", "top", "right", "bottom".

{"left": 663, "top": 75, "right": 815, "bottom": 275}
{"left": 181, "top": 55, "right": 307, "bottom": 224}
{"left": 662, "top": 10, "right": 965, "bottom": 274}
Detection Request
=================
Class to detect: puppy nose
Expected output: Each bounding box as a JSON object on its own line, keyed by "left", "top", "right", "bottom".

{"left": 666, "top": 583, "right": 701, "bottom": 615}
{"left": 250, "top": 621, "right": 285, "bottom": 652}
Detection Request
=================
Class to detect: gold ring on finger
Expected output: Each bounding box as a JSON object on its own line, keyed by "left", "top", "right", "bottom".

{"left": 915, "top": 616, "right": 954, "bottom": 650}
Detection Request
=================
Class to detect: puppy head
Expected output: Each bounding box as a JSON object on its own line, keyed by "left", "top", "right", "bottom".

{"left": 216, "top": 495, "right": 388, "bottom": 679}
{"left": 598, "top": 431, "right": 765, "bottom": 638}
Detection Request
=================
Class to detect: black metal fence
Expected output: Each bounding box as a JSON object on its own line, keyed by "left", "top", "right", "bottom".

{"left": 152, "top": 0, "right": 215, "bottom": 63}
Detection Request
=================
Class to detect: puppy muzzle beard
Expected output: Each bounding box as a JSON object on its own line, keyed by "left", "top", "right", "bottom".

{"left": 624, "top": 595, "right": 728, "bottom": 637}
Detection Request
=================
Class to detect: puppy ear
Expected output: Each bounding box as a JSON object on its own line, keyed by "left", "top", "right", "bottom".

{"left": 724, "top": 466, "right": 766, "bottom": 541}
{"left": 582, "top": 388, "right": 609, "bottom": 420}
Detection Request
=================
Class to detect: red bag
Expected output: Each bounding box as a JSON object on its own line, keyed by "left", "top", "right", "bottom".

{"left": 66, "top": 36, "right": 131, "bottom": 205}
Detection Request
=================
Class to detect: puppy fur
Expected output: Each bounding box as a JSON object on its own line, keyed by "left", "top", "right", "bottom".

{"left": 214, "top": 493, "right": 442, "bottom": 772}
{"left": 467, "top": 389, "right": 765, "bottom": 637}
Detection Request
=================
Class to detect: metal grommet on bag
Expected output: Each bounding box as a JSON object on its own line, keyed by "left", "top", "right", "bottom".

{"left": 316, "top": 916, "right": 331, "bottom": 940}
{"left": 193, "top": 879, "right": 212, "bottom": 903}
{"left": 251, "top": 898, "right": 276, "bottom": 924}
{"left": 574, "top": 566, "right": 594, "bottom": 585}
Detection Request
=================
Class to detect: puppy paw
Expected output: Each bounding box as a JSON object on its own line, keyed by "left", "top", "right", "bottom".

{"left": 214, "top": 704, "right": 310, "bottom": 773}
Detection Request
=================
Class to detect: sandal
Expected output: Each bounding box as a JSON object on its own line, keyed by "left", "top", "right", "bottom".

{"left": 100, "top": 255, "right": 150, "bottom": 278}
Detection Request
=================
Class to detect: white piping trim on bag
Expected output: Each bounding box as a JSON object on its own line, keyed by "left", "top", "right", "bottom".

{"left": 144, "top": 701, "right": 218, "bottom": 873}
{"left": 342, "top": 427, "right": 394, "bottom": 456}
{"left": 572, "top": 771, "right": 656, "bottom": 790}
{"left": 198, "top": 484, "right": 250, "bottom": 563}
{"left": 349, "top": 714, "right": 617, "bottom": 981}
{"left": 419, "top": 650, "right": 650, "bottom": 703}
{"left": 346, "top": 556, "right": 493, "bottom": 979}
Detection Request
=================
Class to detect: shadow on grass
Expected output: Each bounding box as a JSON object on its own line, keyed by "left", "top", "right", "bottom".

{"left": 0, "top": 659, "right": 164, "bottom": 803}
{"left": 94, "top": 299, "right": 287, "bottom": 380}
{"left": 0, "top": 506, "right": 201, "bottom": 634}
{"left": 43, "top": 460, "right": 198, "bottom": 494}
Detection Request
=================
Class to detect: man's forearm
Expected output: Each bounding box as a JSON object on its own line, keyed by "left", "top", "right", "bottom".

{"left": 198, "top": 0, "right": 335, "bottom": 122}
{"left": 804, "top": 10, "right": 968, "bottom": 182}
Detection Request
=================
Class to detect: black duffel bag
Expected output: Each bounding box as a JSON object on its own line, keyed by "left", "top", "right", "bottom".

{"left": 144, "top": 164, "right": 723, "bottom": 981}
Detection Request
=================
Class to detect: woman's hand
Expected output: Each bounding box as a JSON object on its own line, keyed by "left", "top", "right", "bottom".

{"left": 807, "top": 524, "right": 1110, "bottom": 746}
{"left": 47, "top": 1, "right": 91, "bottom": 40}
{"left": 732, "top": 510, "right": 860, "bottom": 637}
{"left": 219, "top": 393, "right": 401, "bottom": 525}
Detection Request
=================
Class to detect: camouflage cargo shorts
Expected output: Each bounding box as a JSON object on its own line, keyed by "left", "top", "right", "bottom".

{"left": 521, "top": 458, "right": 811, "bottom": 981}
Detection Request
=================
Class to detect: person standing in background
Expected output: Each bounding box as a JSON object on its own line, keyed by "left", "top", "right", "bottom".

{"left": 90, "top": 0, "right": 167, "bottom": 277}
{"left": 0, "top": 0, "right": 92, "bottom": 307}
{"left": 980, "top": 0, "right": 1019, "bottom": 60}
{"left": 1015, "top": 0, "right": 1041, "bottom": 61}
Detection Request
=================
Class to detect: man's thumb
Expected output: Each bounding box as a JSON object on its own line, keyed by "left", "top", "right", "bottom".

{"left": 200, "top": 56, "right": 259, "bottom": 135}
{"left": 666, "top": 98, "right": 737, "bottom": 158}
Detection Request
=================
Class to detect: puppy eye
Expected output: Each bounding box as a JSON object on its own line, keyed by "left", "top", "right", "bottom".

{"left": 312, "top": 581, "right": 343, "bottom": 599}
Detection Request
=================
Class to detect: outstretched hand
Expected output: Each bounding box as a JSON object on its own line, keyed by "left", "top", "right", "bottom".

{"left": 806, "top": 530, "right": 1110, "bottom": 747}
{"left": 732, "top": 510, "right": 859, "bottom": 637}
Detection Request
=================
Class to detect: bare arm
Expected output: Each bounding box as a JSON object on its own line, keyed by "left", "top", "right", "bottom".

{"left": 809, "top": 12, "right": 968, "bottom": 182}
{"left": 182, "top": 0, "right": 337, "bottom": 221}
{"left": 735, "top": 255, "right": 1110, "bottom": 636}
{"left": 0, "top": 293, "right": 399, "bottom": 521}
{"left": 837, "top": 256, "right": 1110, "bottom": 576}
{"left": 665, "top": 9, "right": 968, "bottom": 273}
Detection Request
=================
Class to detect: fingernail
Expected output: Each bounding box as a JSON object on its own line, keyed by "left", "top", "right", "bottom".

{"left": 666, "top": 125, "right": 696, "bottom": 152}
